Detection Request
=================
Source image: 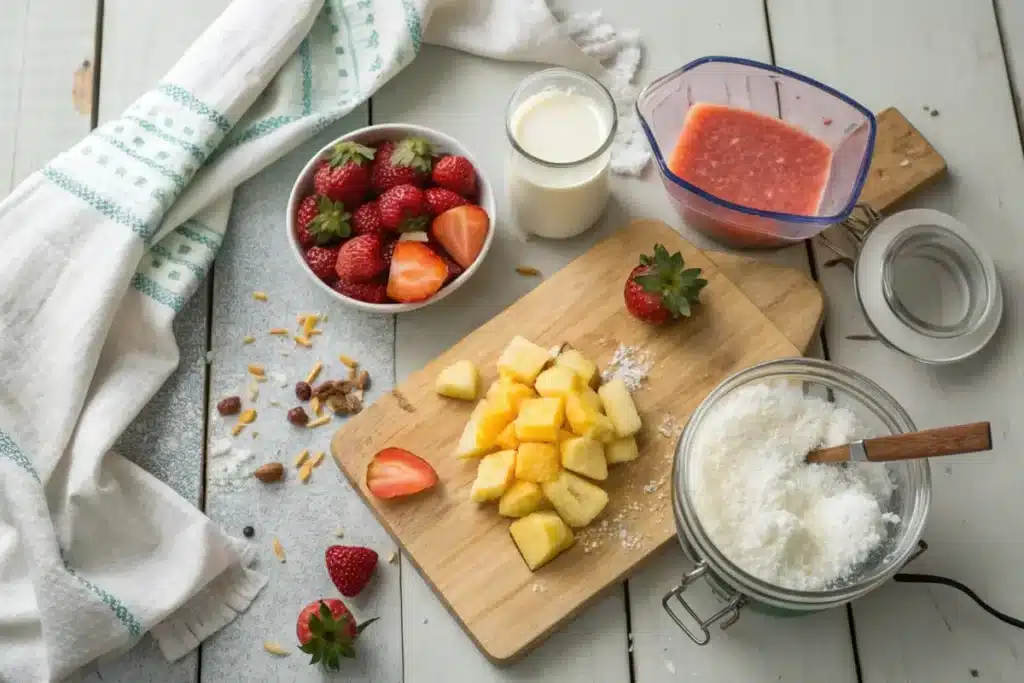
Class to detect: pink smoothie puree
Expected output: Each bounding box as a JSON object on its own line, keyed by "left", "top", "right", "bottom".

{"left": 668, "top": 103, "right": 833, "bottom": 217}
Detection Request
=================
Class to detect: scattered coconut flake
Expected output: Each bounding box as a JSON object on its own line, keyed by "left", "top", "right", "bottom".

{"left": 209, "top": 446, "right": 254, "bottom": 492}
{"left": 205, "top": 351, "right": 214, "bottom": 364}
{"left": 271, "top": 372, "right": 288, "bottom": 388}
{"left": 263, "top": 641, "right": 290, "bottom": 656}
{"left": 658, "top": 415, "right": 683, "bottom": 440}
{"left": 210, "top": 438, "right": 233, "bottom": 458}
{"left": 601, "top": 343, "right": 652, "bottom": 391}
{"left": 531, "top": 582, "right": 547, "bottom": 593}
{"left": 248, "top": 380, "right": 259, "bottom": 402}
{"left": 665, "top": 660, "right": 675, "bottom": 674}
{"left": 334, "top": 527, "right": 345, "bottom": 538}
{"left": 272, "top": 538, "right": 286, "bottom": 562}
{"left": 387, "top": 550, "right": 398, "bottom": 564}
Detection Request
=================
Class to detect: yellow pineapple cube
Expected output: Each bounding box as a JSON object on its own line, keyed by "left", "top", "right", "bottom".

{"left": 509, "top": 511, "right": 574, "bottom": 571}
{"left": 475, "top": 399, "right": 515, "bottom": 445}
{"left": 498, "top": 480, "right": 546, "bottom": 517}
{"left": 605, "top": 436, "right": 639, "bottom": 464}
{"left": 435, "top": 360, "right": 480, "bottom": 400}
{"left": 495, "top": 423, "right": 519, "bottom": 450}
{"left": 497, "top": 336, "right": 551, "bottom": 385}
{"left": 587, "top": 413, "right": 617, "bottom": 443}
{"left": 557, "top": 429, "right": 576, "bottom": 442}
{"left": 486, "top": 377, "right": 536, "bottom": 410}
{"left": 598, "top": 378, "right": 642, "bottom": 437}
{"left": 560, "top": 436, "right": 608, "bottom": 481}
{"left": 514, "top": 442, "right": 561, "bottom": 483}
{"left": 514, "top": 397, "right": 565, "bottom": 443}
{"left": 469, "top": 450, "right": 517, "bottom": 502}
{"left": 579, "top": 386, "right": 604, "bottom": 414}
{"left": 555, "top": 348, "right": 598, "bottom": 388}
{"left": 534, "top": 366, "right": 580, "bottom": 399}
{"left": 542, "top": 470, "right": 609, "bottom": 528}
{"left": 565, "top": 392, "right": 607, "bottom": 437}
{"left": 456, "top": 402, "right": 497, "bottom": 459}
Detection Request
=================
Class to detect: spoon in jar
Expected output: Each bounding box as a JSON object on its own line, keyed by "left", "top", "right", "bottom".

{"left": 806, "top": 421, "right": 992, "bottom": 464}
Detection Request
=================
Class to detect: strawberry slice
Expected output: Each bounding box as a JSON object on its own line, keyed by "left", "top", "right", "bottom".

{"left": 430, "top": 205, "right": 489, "bottom": 269}
{"left": 366, "top": 447, "right": 438, "bottom": 499}
{"left": 386, "top": 242, "right": 449, "bottom": 303}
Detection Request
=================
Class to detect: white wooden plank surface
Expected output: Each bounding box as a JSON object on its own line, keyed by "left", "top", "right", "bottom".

{"left": 0, "top": 0, "right": 95, "bottom": 193}
{"left": 376, "top": 1, "right": 846, "bottom": 681}
{"left": 768, "top": 1, "right": 1024, "bottom": 681}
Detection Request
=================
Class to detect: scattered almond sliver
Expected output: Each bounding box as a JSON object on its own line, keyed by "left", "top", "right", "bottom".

{"left": 231, "top": 424, "right": 246, "bottom": 437}
{"left": 294, "top": 449, "right": 310, "bottom": 468}
{"left": 252, "top": 291, "right": 268, "bottom": 302}
{"left": 309, "top": 329, "right": 323, "bottom": 337}
{"left": 311, "top": 451, "right": 325, "bottom": 468}
{"left": 294, "top": 336, "right": 312, "bottom": 348}
{"left": 263, "top": 641, "right": 290, "bottom": 656}
{"left": 387, "top": 550, "right": 398, "bottom": 564}
{"left": 306, "top": 415, "right": 331, "bottom": 429}
{"left": 335, "top": 527, "right": 345, "bottom": 538}
{"left": 339, "top": 354, "right": 357, "bottom": 369}
{"left": 302, "top": 314, "right": 319, "bottom": 338}
{"left": 272, "top": 538, "right": 286, "bottom": 562}
{"left": 269, "top": 328, "right": 289, "bottom": 336}
{"left": 247, "top": 381, "right": 259, "bottom": 402}
{"left": 242, "top": 335, "right": 256, "bottom": 345}
{"left": 306, "top": 362, "right": 323, "bottom": 384}
{"left": 247, "top": 364, "right": 265, "bottom": 376}
{"left": 515, "top": 266, "right": 541, "bottom": 276}
{"left": 239, "top": 409, "right": 257, "bottom": 424}
{"left": 310, "top": 396, "right": 322, "bottom": 416}
{"left": 298, "top": 463, "right": 313, "bottom": 483}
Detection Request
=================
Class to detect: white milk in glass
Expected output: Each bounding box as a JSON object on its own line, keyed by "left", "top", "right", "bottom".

{"left": 505, "top": 69, "right": 616, "bottom": 239}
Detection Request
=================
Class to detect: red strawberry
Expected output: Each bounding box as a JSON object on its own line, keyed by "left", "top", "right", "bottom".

{"left": 431, "top": 155, "right": 477, "bottom": 197}
{"left": 332, "top": 279, "right": 389, "bottom": 304}
{"left": 351, "top": 201, "right": 386, "bottom": 236}
{"left": 335, "top": 234, "right": 387, "bottom": 284}
{"left": 430, "top": 205, "right": 489, "bottom": 269}
{"left": 623, "top": 244, "right": 708, "bottom": 325}
{"left": 313, "top": 142, "right": 375, "bottom": 209}
{"left": 297, "top": 196, "right": 350, "bottom": 246}
{"left": 424, "top": 187, "right": 469, "bottom": 217}
{"left": 296, "top": 599, "right": 377, "bottom": 670}
{"left": 378, "top": 184, "right": 429, "bottom": 232}
{"left": 386, "top": 242, "right": 449, "bottom": 303}
{"left": 325, "top": 545, "right": 378, "bottom": 597}
{"left": 306, "top": 246, "right": 341, "bottom": 282}
{"left": 370, "top": 138, "right": 433, "bottom": 193}
{"left": 365, "top": 447, "right": 438, "bottom": 499}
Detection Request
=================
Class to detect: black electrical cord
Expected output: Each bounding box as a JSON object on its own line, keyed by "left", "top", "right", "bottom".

{"left": 893, "top": 572, "right": 1024, "bottom": 630}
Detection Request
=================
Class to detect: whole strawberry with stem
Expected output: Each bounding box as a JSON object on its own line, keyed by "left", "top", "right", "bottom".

{"left": 298, "top": 195, "right": 351, "bottom": 246}
{"left": 624, "top": 244, "right": 708, "bottom": 325}
{"left": 325, "top": 545, "right": 378, "bottom": 597}
{"left": 314, "top": 141, "right": 375, "bottom": 209}
{"left": 431, "top": 155, "right": 477, "bottom": 197}
{"left": 335, "top": 233, "right": 387, "bottom": 283}
{"left": 305, "top": 246, "right": 340, "bottom": 282}
{"left": 378, "top": 184, "right": 429, "bottom": 232}
{"left": 371, "top": 137, "right": 433, "bottom": 193}
{"left": 296, "top": 599, "right": 377, "bottom": 671}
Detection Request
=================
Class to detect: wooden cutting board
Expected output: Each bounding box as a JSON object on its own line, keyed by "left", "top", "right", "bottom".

{"left": 330, "top": 218, "right": 823, "bottom": 663}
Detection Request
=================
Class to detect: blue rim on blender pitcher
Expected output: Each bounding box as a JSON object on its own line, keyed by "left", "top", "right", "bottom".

{"left": 635, "top": 55, "right": 878, "bottom": 227}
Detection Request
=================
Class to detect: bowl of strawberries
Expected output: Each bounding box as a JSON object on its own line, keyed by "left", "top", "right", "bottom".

{"left": 287, "top": 123, "right": 495, "bottom": 312}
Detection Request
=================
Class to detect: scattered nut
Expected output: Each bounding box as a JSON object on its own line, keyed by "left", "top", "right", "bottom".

{"left": 310, "top": 396, "right": 323, "bottom": 416}
{"left": 312, "top": 379, "right": 355, "bottom": 399}
{"left": 334, "top": 527, "right": 345, "bottom": 538}
{"left": 242, "top": 335, "right": 256, "bottom": 345}
{"left": 254, "top": 462, "right": 285, "bottom": 483}
{"left": 339, "top": 354, "right": 357, "bottom": 369}
{"left": 392, "top": 388, "right": 416, "bottom": 413}
{"left": 294, "top": 381, "right": 312, "bottom": 401}
{"left": 294, "top": 336, "right": 312, "bottom": 348}
{"left": 311, "top": 451, "right": 326, "bottom": 468}
{"left": 269, "top": 328, "right": 289, "bottom": 336}
{"left": 305, "top": 362, "right": 323, "bottom": 384}
{"left": 306, "top": 415, "right": 331, "bottom": 428}
{"left": 515, "top": 266, "right": 541, "bottom": 276}
{"left": 294, "top": 449, "right": 310, "bottom": 468}
{"left": 231, "top": 423, "right": 246, "bottom": 437}
{"left": 263, "top": 641, "right": 290, "bottom": 656}
{"left": 287, "top": 407, "right": 309, "bottom": 426}
{"left": 252, "top": 291, "right": 268, "bottom": 302}
{"left": 217, "top": 396, "right": 242, "bottom": 416}
{"left": 272, "top": 537, "right": 286, "bottom": 562}
{"left": 239, "top": 408, "right": 257, "bottom": 424}
{"left": 247, "top": 364, "right": 265, "bottom": 377}
{"left": 328, "top": 393, "right": 362, "bottom": 415}
{"left": 298, "top": 462, "right": 313, "bottom": 483}
{"left": 387, "top": 551, "right": 398, "bottom": 564}
{"left": 355, "top": 370, "right": 370, "bottom": 391}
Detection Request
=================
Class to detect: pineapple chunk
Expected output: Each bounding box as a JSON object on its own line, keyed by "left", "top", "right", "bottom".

{"left": 495, "top": 423, "right": 519, "bottom": 450}
{"left": 498, "top": 480, "right": 545, "bottom": 517}
{"left": 456, "top": 402, "right": 497, "bottom": 458}
{"left": 534, "top": 366, "right": 580, "bottom": 399}
{"left": 598, "top": 377, "right": 643, "bottom": 437}
{"left": 497, "top": 336, "right": 551, "bottom": 385}
{"left": 476, "top": 399, "right": 515, "bottom": 445}
{"left": 542, "top": 470, "right": 609, "bottom": 528}
{"left": 579, "top": 386, "right": 604, "bottom": 414}
{"left": 514, "top": 442, "right": 561, "bottom": 483}
{"left": 469, "top": 450, "right": 517, "bottom": 502}
{"left": 514, "top": 397, "right": 565, "bottom": 443}
{"left": 486, "top": 377, "right": 536, "bottom": 410}
{"left": 587, "top": 413, "right": 617, "bottom": 444}
{"left": 605, "top": 436, "right": 640, "bottom": 464}
{"left": 560, "top": 436, "right": 608, "bottom": 481}
{"left": 509, "top": 511, "right": 574, "bottom": 570}
{"left": 565, "top": 392, "right": 614, "bottom": 441}
{"left": 557, "top": 429, "right": 576, "bottom": 442}
{"left": 435, "top": 360, "right": 480, "bottom": 400}
{"left": 555, "top": 348, "right": 598, "bottom": 387}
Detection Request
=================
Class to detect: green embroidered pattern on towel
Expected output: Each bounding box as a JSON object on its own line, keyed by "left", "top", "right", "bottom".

{"left": 63, "top": 557, "right": 143, "bottom": 637}
{"left": 124, "top": 116, "right": 208, "bottom": 163}
{"left": 93, "top": 133, "right": 187, "bottom": 190}
{"left": 131, "top": 218, "right": 222, "bottom": 311}
{"left": 41, "top": 166, "right": 155, "bottom": 240}
{"left": 156, "top": 83, "right": 231, "bottom": 133}
{"left": 0, "top": 429, "right": 38, "bottom": 481}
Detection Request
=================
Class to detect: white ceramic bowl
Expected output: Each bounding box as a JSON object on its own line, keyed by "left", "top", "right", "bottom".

{"left": 286, "top": 123, "right": 496, "bottom": 313}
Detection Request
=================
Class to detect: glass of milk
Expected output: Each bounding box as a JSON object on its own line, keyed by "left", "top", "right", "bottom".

{"left": 505, "top": 68, "right": 617, "bottom": 239}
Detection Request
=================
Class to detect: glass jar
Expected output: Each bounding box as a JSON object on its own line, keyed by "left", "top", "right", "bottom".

{"left": 505, "top": 68, "right": 617, "bottom": 239}
{"left": 665, "top": 357, "right": 931, "bottom": 644}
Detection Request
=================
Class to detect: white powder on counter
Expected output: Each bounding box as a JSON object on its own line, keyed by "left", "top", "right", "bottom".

{"left": 690, "top": 382, "right": 899, "bottom": 590}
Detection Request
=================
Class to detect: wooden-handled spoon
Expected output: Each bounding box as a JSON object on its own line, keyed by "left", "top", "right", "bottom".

{"left": 807, "top": 421, "right": 992, "bottom": 464}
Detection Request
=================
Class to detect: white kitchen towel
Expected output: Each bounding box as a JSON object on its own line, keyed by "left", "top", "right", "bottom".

{"left": 0, "top": 1, "right": 645, "bottom": 680}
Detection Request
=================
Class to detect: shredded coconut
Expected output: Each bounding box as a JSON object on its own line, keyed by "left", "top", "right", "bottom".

{"left": 601, "top": 344, "right": 651, "bottom": 390}
{"left": 690, "top": 382, "right": 900, "bottom": 591}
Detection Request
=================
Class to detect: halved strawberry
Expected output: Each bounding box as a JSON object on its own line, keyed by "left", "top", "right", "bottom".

{"left": 365, "top": 447, "right": 438, "bottom": 499}
{"left": 386, "top": 242, "right": 449, "bottom": 303}
{"left": 430, "top": 205, "right": 489, "bottom": 269}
